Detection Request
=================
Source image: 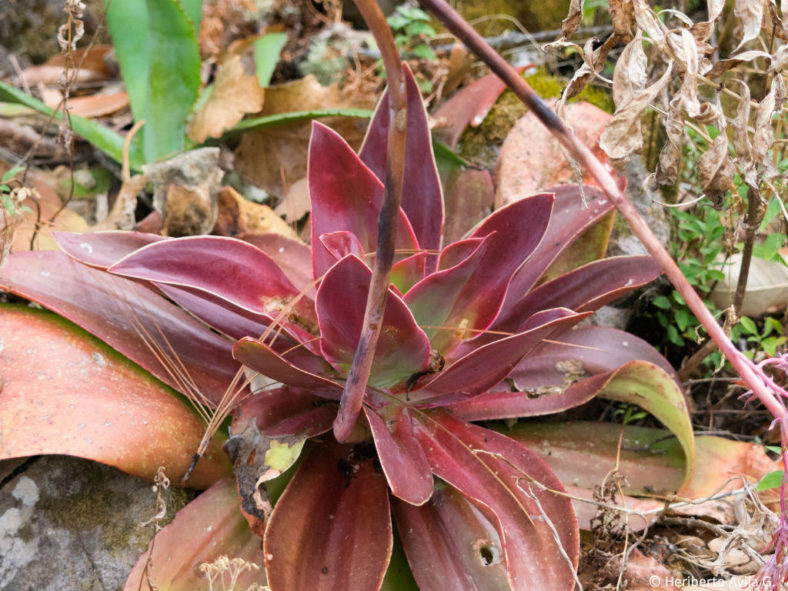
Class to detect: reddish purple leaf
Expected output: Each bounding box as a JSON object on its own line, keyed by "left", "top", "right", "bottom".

{"left": 495, "top": 255, "right": 662, "bottom": 332}
{"left": 509, "top": 326, "right": 677, "bottom": 390}
{"left": 233, "top": 337, "right": 343, "bottom": 398}
{"left": 412, "top": 309, "right": 587, "bottom": 404}
{"left": 501, "top": 185, "right": 613, "bottom": 311}
{"left": 124, "top": 478, "right": 265, "bottom": 591}
{"left": 316, "top": 255, "right": 430, "bottom": 388}
{"left": 320, "top": 230, "right": 366, "bottom": 261}
{"left": 389, "top": 252, "right": 427, "bottom": 294}
{"left": 405, "top": 194, "right": 554, "bottom": 355}
{"left": 233, "top": 386, "right": 337, "bottom": 437}
{"left": 0, "top": 251, "right": 238, "bottom": 405}
{"left": 413, "top": 413, "right": 579, "bottom": 591}
{"left": 241, "top": 233, "right": 314, "bottom": 295}
{"left": 108, "top": 235, "right": 311, "bottom": 320}
{"left": 308, "top": 122, "right": 419, "bottom": 279}
{"left": 449, "top": 327, "right": 679, "bottom": 421}
{"left": 365, "top": 406, "right": 433, "bottom": 505}
{"left": 359, "top": 63, "right": 443, "bottom": 261}
{"left": 54, "top": 230, "right": 166, "bottom": 268}
{"left": 393, "top": 486, "right": 511, "bottom": 591}
{"left": 264, "top": 443, "right": 392, "bottom": 591}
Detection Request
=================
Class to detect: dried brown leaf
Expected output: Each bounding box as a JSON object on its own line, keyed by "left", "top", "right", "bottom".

{"left": 561, "top": 0, "right": 584, "bottom": 39}
{"left": 698, "top": 113, "right": 735, "bottom": 206}
{"left": 734, "top": 0, "right": 767, "bottom": 49}
{"left": 612, "top": 33, "right": 647, "bottom": 108}
{"left": 610, "top": 0, "right": 636, "bottom": 41}
{"left": 667, "top": 29, "right": 701, "bottom": 117}
{"left": 562, "top": 35, "right": 618, "bottom": 102}
{"left": 655, "top": 96, "right": 684, "bottom": 186}
{"left": 599, "top": 62, "right": 673, "bottom": 161}
{"left": 691, "top": 0, "right": 726, "bottom": 42}
{"left": 733, "top": 80, "right": 756, "bottom": 187}
{"left": 632, "top": 0, "right": 667, "bottom": 50}
{"left": 770, "top": 44, "right": 788, "bottom": 72}
{"left": 188, "top": 54, "right": 264, "bottom": 144}
{"left": 752, "top": 74, "right": 780, "bottom": 168}
{"left": 702, "top": 49, "right": 770, "bottom": 77}
{"left": 235, "top": 75, "right": 372, "bottom": 198}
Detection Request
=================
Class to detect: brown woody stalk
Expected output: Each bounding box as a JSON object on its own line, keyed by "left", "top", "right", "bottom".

{"left": 336, "top": 0, "right": 408, "bottom": 441}
{"left": 418, "top": 0, "right": 787, "bottom": 422}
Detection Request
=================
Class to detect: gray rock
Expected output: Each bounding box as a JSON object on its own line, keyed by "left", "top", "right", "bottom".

{"left": 0, "top": 456, "right": 193, "bottom": 591}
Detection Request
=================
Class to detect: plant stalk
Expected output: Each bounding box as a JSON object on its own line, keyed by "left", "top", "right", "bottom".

{"left": 337, "top": 0, "right": 408, "bottom": 441}
{"left": 418, "top": 0, "right": 787, "bottom": 421}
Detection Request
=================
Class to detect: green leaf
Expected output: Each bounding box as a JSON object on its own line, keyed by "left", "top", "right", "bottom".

{"left": 180, "top": 0, "right": 202, "bottom": 34}
{"left": 739, "top": 316, "right": 758, "bottom": 336}
{"left": 599, "top": 361, "right": 696, "bottom": 489}
{"left": 225, "top": 107, "right": 373, "bottom": 135}
{"left": 413, "top": 44, "right": 437, "bottom": 61}
{"left": 0, "top": 81, "right": 141, "bottom": 169}
{"left": 652, "top": 295, "right": 671, "bottom": 310}
{"left": 761, "top": 336, "right": 787, "bottom": 356}
{"left": 2, "top": 193, "right": 16, "bottom": 215}
{"left": 764, "top": 317, "right": 784, "bottom": 336}
{"left": 675, "top": 307, "right": 689, "bottom": 331}
{"left": 104, "top": 0, "right": 149, "bottom": 124}
{"left": 143, "top": 0, "right": 202, "bottom": 162}
{"left": 1, "top": 166, "right": 24, "bottom": 183}
{"left": 756, "top": 470, "right": 785, "bottom": 491}
{"left": 254, "top": 32, "right": 288, "bottom": 87}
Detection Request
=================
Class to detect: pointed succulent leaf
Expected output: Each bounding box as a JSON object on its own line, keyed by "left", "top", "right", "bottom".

{"left": 316, "top": 255, "right": 430, "bottom": 388}
{"left": 308, "top": 122, "right": 419, "bottom": 279}
{"left": 413, "top": 413, "right": 579, "bottom": 591}
{"left": 359, "top": 63, "right": 444, "bottom": 262}
{"left": 510, "top": 326, "right": 677, "bottom": 390}
{"left": 597, "top": 361, "right": 695, "bottom": 489}
{"left": 108, "top": 235, "right": 309, "bottom": 319}
{"left": 241, "top": 233, "right": 314, "bottom": 295}
{"left": 264, "top": 442, "right": 393, "bottom": 591}
{"left": 389, "top": 252, "right": 427, "bottom": 294}
{"left": 393, "top": 485, "right": 511, "bottom": 591}
{"left": 233, "top": 337, "right": 343, "bottom": 398}
{"left": 320, "top": 230, "right": 367, "bottom": 261}
{"left": 406, "top": 194, "right": 554, "bottom": 354}
{"left": 495, "top": 256, "right": 662, "bottom": 332}
{"left": 365, "top": 406, "right": 433, "bottom": 506}
{"left": 0, "top": 304, "right": 231, "bottom": 488}
{"left": 412, "top": 309, "right": 587, "bottom": 404}
{"left": 54, "top": 230, "right": 166, "bottom": 268}
{"left": 501, "top": 186, "right": 614, "bottom": 314}
{"left": 0, "top": 251, "right": 238, "bottom": 405}
{"left": 124, "top": 478, "right": 265, "bottom": 591}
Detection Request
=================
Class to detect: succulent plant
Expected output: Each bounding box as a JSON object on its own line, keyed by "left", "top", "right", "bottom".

{"left": 0, "top": 68, "right": 689, "bottom": 590}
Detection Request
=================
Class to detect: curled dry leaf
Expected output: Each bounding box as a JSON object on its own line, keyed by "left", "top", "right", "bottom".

{"left": 698, "top": 109, "right": 735, "bottom": 207}
{"left": 561, "top": 0, "right": 584, "bottom": 39}
{"left": 734, "top": 80, "right": 756, "bottom": 188}
{"left": 655, "top": 95, "right": 683, "bottom": 186}
{"left": 702, "top": 49, "right": 770, "bottom": 78}
{"left": 610, "top": 0, "right": 636, "bottom": 41}
{"left": 632, "top": 0, "right": 667, "bottom": 50}
{"left": 734, "top": 0, "right": 767, "bottom": 49}
{"left": 599, "top": 61, "right": 673, "bottom": 161}
{"left": 691, "top": 0, "right": 726, "bottom": 43}
{"left": 561, "top": 35, "right": 619, "bottom": 102}
{"left": 188, "top": 54, "right": 265, "bottom": 143}
{"left": 667, "top": 29, "right": 701, "bottom": 118}
{"left": 611, "top": 33, "right": 647, "bottom": 109}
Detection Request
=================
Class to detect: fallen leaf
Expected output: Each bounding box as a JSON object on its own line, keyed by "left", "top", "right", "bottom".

{"left": 235, "top": 75, "right": 372, "bottom": 198}
{"left": 124, "top": 478, "right": 266, "bottom": 591}
{"left": 274, "top": 177, "right": 311, "bottom": 223}
{"left": 188, "top": 54, "right": 265, "bottom": 143}
{"left": 214, "top": 185, "right": 298, "bottom": 239}
{"left": 496, "top": 101, "right": 620, "bottom": 206}
{"left": 0, "top": 304, "right": 231, "bottom": 488}
{"left": 59, "top": 91, "right": 130, "bottom": 118}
